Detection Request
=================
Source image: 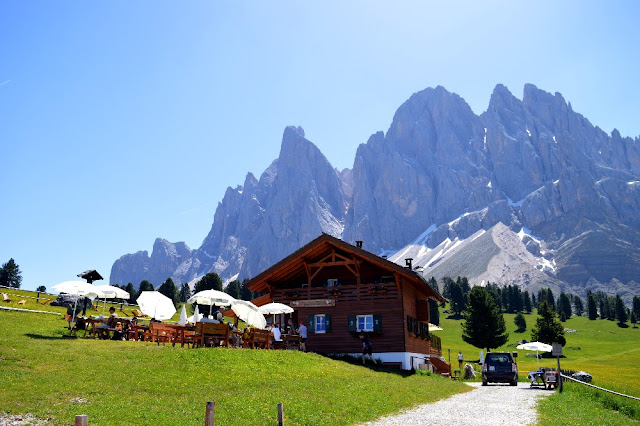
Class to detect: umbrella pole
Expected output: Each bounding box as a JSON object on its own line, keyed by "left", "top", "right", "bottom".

{"left": 70, "top": 292, "right": 79, "bottom": 331}
{"left": 102, "top": 297, "right": 107, "bottom": 316}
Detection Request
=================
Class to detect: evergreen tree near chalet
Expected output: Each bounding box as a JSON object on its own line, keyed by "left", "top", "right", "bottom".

{"left": 633, "top": 296, "right": 640, "bottom": 323}
{"left": 587, "top": 291, "right": 598, "bottom": 320}
{"left": 514, "top": 312, "right": 527, "bottom": 332}
{"left": 0, "top": 258, "right": 22, "bottom": 289}
{"left": 615, "top": 295, "right": 628, "bottom": 326}
{"left": 125, "top": 283, "right": 136, "bottom": 304}
{"left": 158, "top": 278, "right": 178, "bottom": 306}
{"left": 429, "top": 299, "right": 440, "bottom": 326}
{"left": 449, "top": 281, "right": 465, "bottom": 317}
{"left": 194, "top": 273, "right": 223, "bottom": 293}
{"left": 226, "top": 279, "right": 242, "bottom": 299}
{"left": 240, "top": 278, "right": 255, "bottom": 301}
{"left": 137, "top": 280, "right": 155, "bottom": 300}
{"left": 531, "top": 301, "right": 566, "bottom": 346}
{"left": 573, "top": 296, "right": 584, "bottom": 317}
{"left": 462, "top": 286, "right": 509, "bottom": 352}
{"left": 523, "top": 291, "right": 532, "bottom": 314}
{"left": 179, "top": 282, "right": 191, "bottom": 303}
{"left": 631, "top": 311, "right": 638, "bottom": 328}
{"left": 558, "top": 292, "right": 572, "bottom": 320}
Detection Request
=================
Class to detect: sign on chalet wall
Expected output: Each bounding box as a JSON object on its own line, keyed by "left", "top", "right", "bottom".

{"left": 290, "top": 299, "right": 336, "bottom": 307}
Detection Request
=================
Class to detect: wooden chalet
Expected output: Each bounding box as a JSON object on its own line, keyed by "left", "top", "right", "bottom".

{"left": 247, "top": 233, "right": 449, "bottom": 371}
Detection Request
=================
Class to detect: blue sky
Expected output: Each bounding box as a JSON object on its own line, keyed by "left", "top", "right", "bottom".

{"left": 1, "top": 1, "right": 639, "bottom": 291}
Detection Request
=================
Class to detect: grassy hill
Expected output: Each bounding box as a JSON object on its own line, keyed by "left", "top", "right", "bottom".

{"left": 0, "top": 307, "right": 468, "bottom": 425}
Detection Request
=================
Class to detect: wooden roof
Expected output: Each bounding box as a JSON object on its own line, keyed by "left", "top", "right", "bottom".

{"left": 246, "top": 233, "right": 445, "bottom": 302}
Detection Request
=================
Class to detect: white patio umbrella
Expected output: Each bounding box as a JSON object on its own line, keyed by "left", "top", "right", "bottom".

{"left": 93, "top": 285, "right": 130, "bottom": 315}
{"left": 188, "top": 289, "right": 235, "bottom": 317}
{"left": 516, "top": 341, "right": 552, "bottom": 370}
{"left": 231, "top": 299, "right": 267, "bottom": 329}
{"left": 178, "top": 305, "right": 188, "bottom": 326}
{"left": 52, "top": 280, "right": 106, "bottom": 327}
{"left": 258, "top": 302, "right": 294, "bottom": 328}
{"left": 188, "top": 289, "right": 235, "bottom": 306}
{"left": 428, "top": 323, "right": 443, "bottom": 331}
{"left": 137, "top": 291, "right": 176, "bottom": 321}
{"left": 258, "top": 302, "right": 294, "bottom": 315}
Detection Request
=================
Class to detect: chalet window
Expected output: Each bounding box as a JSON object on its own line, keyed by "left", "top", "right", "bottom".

{"left": 349, "top": 314, "right": 383, "bottom": 332}
{"left": 357, "top": 315, "right": 373, "bottom": 332}
{"left": 310, "top": 314, "right": 331, "bottom": 333}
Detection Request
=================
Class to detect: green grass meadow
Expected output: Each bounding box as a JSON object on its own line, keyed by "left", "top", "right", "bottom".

{"left": 0, "top": 307, "right": 469, "bottom": 425}
{"left": 436, "top": 306, "right": 640, "bottom": 423}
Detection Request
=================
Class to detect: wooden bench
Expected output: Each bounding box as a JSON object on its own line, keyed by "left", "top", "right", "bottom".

{"left": 193, "top": 323, "right": 231, "bottom": 348}
{"left": 242, "top": 328, "right": 271, "bottom": 349}
{"left": 142, "top": 323, "right": 176, "bottom": 345}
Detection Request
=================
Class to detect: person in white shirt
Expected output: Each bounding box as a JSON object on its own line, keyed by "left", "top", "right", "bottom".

{"left": 271, "top": 324, "right": 282, "bottom": 345}
{"left": 298, "top": 321, "right": 308, "bottom": 352}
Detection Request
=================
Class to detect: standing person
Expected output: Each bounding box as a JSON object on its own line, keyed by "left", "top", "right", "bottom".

{"left": 360, "top": 332, "right": 378, "bottom": 365}
{"left": 458, "top": 351, "right": 463, "bottom": 369}
{"left": 298, "top": 321, "right": 307, "bottom": 352}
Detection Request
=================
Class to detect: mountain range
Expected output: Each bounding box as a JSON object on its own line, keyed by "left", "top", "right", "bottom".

{"left": 110, "top": 84, "right": 640, "bottom": 302}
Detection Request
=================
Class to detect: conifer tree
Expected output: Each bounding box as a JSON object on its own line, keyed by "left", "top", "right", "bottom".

{"left": 462, "top": 286, "right": 509, "bottom": 352}
{"left": 179, "top": 282, "right": 191, "bottom": 303}
{"left": 0, "top": 258, "right": 22, "bottom": 289}
{"left": 523, "top": 291, "right": 532, "bottom": 313}
{"left": 158, "top": 278, "right": 178, "bottom": 306}
{"left": 558, "top": 292, "right": 572, "bottom": 320}
{"left": 573, "top": 295, "right": 584, "bottom": 316}
{"left": 194, "top": 273, "right": 223, "bottom": 293}
{"left": 226, "top": 280, "right": 242, "bottom": 299}
{"left": 449, "top": 281, "right": 465, "bottom": 317}
{"left": 125, "top": 283, "right": 136, "bottom": 303}
{"left": 633, "top": 296, "right": 640, "bottom": 323}
{"left": 615, "top": 295, "right": 628, "bottom": 326}
{"left": 137, "top": 280, "right": 155, "bottom": 300}
{"left": 514, "top": 312, "right": 527, "bottom": 332}
{"left": 532, "top": 301, "right": 566, "bottom": 346}
{"left": 429, "top": 299, "right": 440, "bottom": 326}
{"left": 587, "top": 291, "right": 598, "bottom": 320}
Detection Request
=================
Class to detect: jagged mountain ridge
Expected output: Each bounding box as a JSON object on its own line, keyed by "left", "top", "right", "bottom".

{"left": 110, "top": 84, "right": 640, "bottom": 300}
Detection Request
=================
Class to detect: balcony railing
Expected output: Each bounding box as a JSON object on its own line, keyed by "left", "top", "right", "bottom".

{"left": 275, "top": 282, "right": 399, "bottom": 303}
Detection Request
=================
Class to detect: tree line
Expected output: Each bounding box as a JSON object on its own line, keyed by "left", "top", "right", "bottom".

{"left": 108, "top": 272, "right": 259, "bottom": 308}
{"left": 426, "top": 275, "right": 640, "bottom": 353}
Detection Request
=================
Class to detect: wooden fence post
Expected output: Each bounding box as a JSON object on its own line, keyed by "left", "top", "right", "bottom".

{"left": 205, "top": 401, "right": 215, "bottom": 426}
{"left": 75, "top": 414, "right": 88, "bottom": 426}
{"left": 277, "top": 402, "right": 284, "bottom": 426}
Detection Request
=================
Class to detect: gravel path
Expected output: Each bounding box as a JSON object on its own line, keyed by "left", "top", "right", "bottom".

{"left": 362, "top": 382, "right": 553, "bottom": 426}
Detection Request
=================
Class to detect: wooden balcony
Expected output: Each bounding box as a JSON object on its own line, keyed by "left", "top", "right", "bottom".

{"left": 274, "top": 282, "right": 399, "bottom": 304}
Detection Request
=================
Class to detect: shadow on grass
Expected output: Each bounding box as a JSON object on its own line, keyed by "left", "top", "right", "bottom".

{"left": 24, "top": 333, "right": 65, "bottom": 340}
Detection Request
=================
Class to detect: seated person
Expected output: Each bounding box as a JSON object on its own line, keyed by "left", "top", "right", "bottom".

{"left": 271, "top": 325, "right": 283, "bottom": 345}
{"left": 97, "top": 307, "right": 118, "bottom": 329}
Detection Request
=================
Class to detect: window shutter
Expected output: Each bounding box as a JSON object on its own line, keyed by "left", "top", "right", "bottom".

{"left": 407, "top": 315, "right": 413, "bottom": 333}
{"left": 308, "top": 315, "right": 315, "bottom": 333}
{"left": 325, "top": 314, "right": 331, "bottom": 332}
{"left": 348, "top": 315, "right": 356, "bottom": 332}
{"left": 373, "top": 314, "right": 382, "bottom": 331}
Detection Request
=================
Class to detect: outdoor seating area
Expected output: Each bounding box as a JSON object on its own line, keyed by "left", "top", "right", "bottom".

{"left": 65, "top": 313, "right": 304, "bottom": 352}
